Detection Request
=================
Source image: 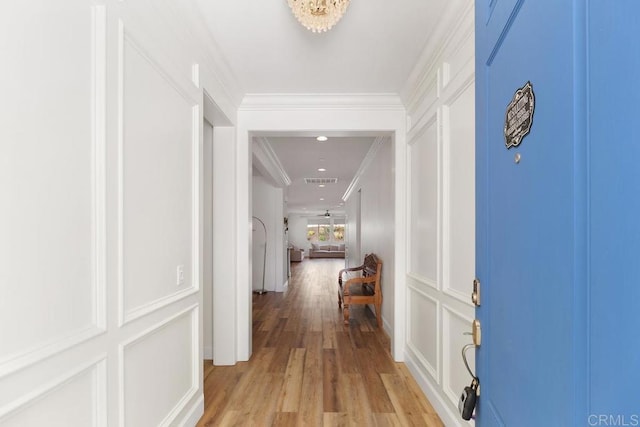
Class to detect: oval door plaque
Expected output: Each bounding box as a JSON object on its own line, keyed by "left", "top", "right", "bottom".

{"left": 504, "top": 81, "right": 535, "bottom": 149}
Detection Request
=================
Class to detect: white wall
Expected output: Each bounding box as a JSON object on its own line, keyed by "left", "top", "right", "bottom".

{"left": 0, "top": 2, "right": 238, "bottom": 425}
{"left": 252, "top": 175, "right": 286, "bottom": 292}
{"left": 211, "top": 127, "right": 238, "bottom": 366}
{"left": 400, "top": 1, "right": 476, "bottom": 426}
{"left": 344, "top": 139, "right": 395, "bottom": 334}
{"left": 287, "top": 214, "right": 310, "bottom": 254}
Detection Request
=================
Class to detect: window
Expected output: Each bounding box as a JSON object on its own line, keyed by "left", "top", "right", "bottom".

{"left": 307, "top": 218, "right": 345, "bottom": 242}
{"left": 332, "top": 223, "right": 345, "bottom": 241}
{"left": 307, "top": 219, "right": 330, "bottom": 242}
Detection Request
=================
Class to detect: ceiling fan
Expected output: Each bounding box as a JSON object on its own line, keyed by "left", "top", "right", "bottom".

{"left": 305, "top": 209, "right": 331, "bottom": 218}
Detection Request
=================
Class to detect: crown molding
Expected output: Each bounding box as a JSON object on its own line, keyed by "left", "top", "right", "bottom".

{"left": 177, "top": 0, "right": 245, "bottom": 110}
{"left": 342, "top": 135, "right": 387, "bottom": 201}
{"left": 400, "top": 0, "right": 474, "bottom": 109}
{"left": 239, "top": 93, "right": 405, "bottom": 111}
{"left": 252, "top": 137, "right": 292, "bottom": 188}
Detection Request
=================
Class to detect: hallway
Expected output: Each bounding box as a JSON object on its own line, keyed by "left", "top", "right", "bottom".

{"left": 198, "top": 259, "right": 443, "bottom": 426}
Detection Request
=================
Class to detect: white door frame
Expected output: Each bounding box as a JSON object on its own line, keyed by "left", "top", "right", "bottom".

{"left": 235, "top": 95, "right": 408, "bottom": 362}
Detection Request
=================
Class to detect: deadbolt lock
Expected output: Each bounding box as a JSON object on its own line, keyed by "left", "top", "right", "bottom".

{"left": 471, "top": 278, "right": 481, "bottom": 306}
{"left": 472, "top": 319, "right": 481, "bottom": 346}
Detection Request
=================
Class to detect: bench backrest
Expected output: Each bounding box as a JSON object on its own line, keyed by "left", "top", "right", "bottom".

{"left": 363, "top": 253, "right": 381, "bottom": 279}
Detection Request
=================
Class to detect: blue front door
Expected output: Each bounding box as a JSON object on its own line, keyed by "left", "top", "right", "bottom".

{"left": 476, "top": 1, "right": 640, "bottom": 425}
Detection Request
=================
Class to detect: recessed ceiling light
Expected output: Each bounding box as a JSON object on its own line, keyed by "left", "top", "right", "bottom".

{"left": 320, "top": 198, "right": 325, "bottom": 201}
{"left": 319, "top": 184, "right": 325, "bottom": 188}
{"left": 318, "top": 168, "right": 326, "bottom": 172}
{"left": 316, "top": 136, "right": 328, "bottom": 142}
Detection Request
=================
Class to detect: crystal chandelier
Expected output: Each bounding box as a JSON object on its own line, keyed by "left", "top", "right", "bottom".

{"left": 287, "top": 0, "right": 351, "bottom": 33}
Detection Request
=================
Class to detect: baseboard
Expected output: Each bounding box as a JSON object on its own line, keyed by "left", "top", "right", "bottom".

{"left": 178, "top": 393, "right": 204, "bottom": 427}
{"left": 405, "top": 350, "right": 472, "bottom": 427}
{"left": 203, "top": 346, "right": 213, "bottom": 360}
{"left": 282, "top": 279, "right": 288, "bottom": 292}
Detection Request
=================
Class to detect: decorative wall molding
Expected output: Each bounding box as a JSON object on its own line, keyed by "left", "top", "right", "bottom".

{"left": 177, "top": 394, "right": 204, "bottom": 427}
{"left": 117, "top": 21, "right": 199, "bottom": 326}
{"left": 252, "top": 137, "right": 292, "bottom": 188}
{"left": 442, "top": 305, "right": 475, "bottom": 409}
{"left": 165, "top": 0, "right": 245, "bottom": 107}
{"left": 239, "top": 93, "right": 405, "bottom": 111}
{"left": 0, "top": 356, "right": 107, "bottom": 424}
{"left": 407, "top": 113, "right": 442, "bottom": 288}
{"left": 401, "top": 0, "right": 474, "bottom": 111}
{"left": 407, "top": 273, "right": 438, "bottom": 291}
{"left": 402, "top": 6, "right": 475, "bottom": 421}
{"left": 407, "top": 286, "right": 440, "bottom": 381}
{"left": 118, "top": 304, "right": 199, "bottom": 427}
{"left": 122, "top": 288, "right": 199, "bottom": 326}
{"left": 342, "top": 136, "right": 386, "bottom": 201}
{"left": 441, "top": 76, "right": 475, "bottom": 306}
{"left": 0, "top": 4, "right": 107, "bottom": 380}
{"left": 407, "top": 109, "right": 437, "bottom": 147}
{"left": 191, "top": 102, "right": 202, "bottom": 312}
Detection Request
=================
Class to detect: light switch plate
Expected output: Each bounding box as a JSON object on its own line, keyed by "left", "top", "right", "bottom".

{"left": 177, "top": 265, "right": 185, "bottom": 286}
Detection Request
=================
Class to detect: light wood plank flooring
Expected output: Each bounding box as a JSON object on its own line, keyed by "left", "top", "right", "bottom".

{"left": 198, "top": 258, "right": 443, "bottom": 426}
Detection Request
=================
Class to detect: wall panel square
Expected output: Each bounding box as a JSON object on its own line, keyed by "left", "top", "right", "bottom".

{"left": 0, "top": 1, "right": 105, "bottom": 373}
{"left": 119, "top": 30, "right": 196, "bottom": 323}
{"left": 409, "top": 119, "right": 439, "bottom": 284}
{"left": 121, "top": 306, "right": 197, "bottom": 426}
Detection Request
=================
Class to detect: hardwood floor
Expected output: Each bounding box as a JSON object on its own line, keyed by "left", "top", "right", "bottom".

{"left": 198, "top": 258, "right": 443, "bottom": 426}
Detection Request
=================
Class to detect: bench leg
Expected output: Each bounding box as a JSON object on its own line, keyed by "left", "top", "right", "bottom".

{"left": 375, "top": 303, "right": 382, "bottom": 328}
{"left": 343, "top": 303, "right": 350, "bottom": 325}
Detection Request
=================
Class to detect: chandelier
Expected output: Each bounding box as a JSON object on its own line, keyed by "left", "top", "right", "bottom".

{"left": 287, "top": 0, "right": 351, "bottom": 33}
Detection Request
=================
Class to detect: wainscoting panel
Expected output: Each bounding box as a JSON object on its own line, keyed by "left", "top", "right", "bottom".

{"left": 0, "top": 1, "right": 106, "bottom": 377}
{"left": 401, "top": 1, "right": 475, "bottom": 424}
{"left": 118, "top": 23, "right": 198, "bottom": 325}
{"left": 407, "top": 285, "right": 440, "bottom": 380}
{"left": 120, "top": 305, "right": 198, "bottom": 427}
{"left": 408, "top": 116, "right": 439, "bottom": 286}
{"left": 0, "top": 358, "right": 106, "bottom": 427}
{"left": 442, "top": 305, "right": 475, "bottom": 407}
{"left": 442, "top": 80, "right": 476, "bottom": 303}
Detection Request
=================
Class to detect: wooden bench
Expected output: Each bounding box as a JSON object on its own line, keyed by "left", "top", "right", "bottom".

{"left": 337, "top": 253, "right": 383, "bottom": 327}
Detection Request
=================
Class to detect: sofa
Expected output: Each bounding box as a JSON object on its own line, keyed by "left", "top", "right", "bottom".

{"left": 309, "top": 243, "right": 345, "bottom": 258}
{"left": 289, "top": 246, "right": 304, "bottom": 262}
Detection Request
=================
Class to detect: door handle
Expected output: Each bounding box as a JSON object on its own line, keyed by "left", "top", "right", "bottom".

{"left": 472, "top": 278, "right": 481, "bottom": 306}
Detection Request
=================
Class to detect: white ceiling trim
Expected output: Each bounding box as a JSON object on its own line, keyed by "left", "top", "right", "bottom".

{"left": 239, "top": 93, "right": 405, "bottom": 111}
{"left": 252, "top": 137, "right": 292, "bottom": 188}
{"left": 342, "top": 135, "right": 387, "bottom": 202}
{"left": 400, "top": 0, "right": 474, "bottom": 108}
{"left": 185, "top": 0, "right": 245, "bottom": 106}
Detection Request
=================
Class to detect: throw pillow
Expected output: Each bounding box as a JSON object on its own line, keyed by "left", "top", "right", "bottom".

{"left": 338, "top": 244, "right": 345, "bottom": 251}
{"left": 311, "top": 243, "right": 319, "bottom": 250}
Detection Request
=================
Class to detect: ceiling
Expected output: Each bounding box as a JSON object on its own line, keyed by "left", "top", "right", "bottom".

{"left": 267, "top": 136, "right": 375, "bottom": 214}
{"left": 194, "top": 1, "right": 451, "bottom": 213}
{"left": 193, "top": 0, "right": 450, "bottom": 94}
